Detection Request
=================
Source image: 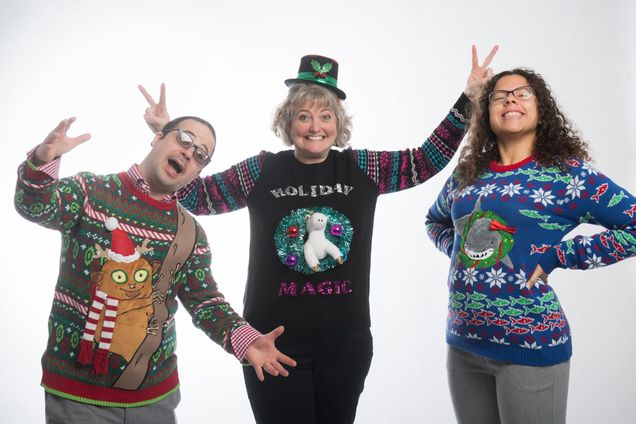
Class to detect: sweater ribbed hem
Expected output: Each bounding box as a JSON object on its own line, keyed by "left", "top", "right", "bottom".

{"left": 41, "top": 369, "right": 179, "bottom": 407}
{"left": 447, "top": 333, "right": 572, "bottom": 366}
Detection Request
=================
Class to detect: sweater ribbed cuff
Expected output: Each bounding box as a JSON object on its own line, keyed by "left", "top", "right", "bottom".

{"left": 455, "top": 92, "right": 471, "bottom": 118}
{"left": 538, "top": 249, "right": 561, "bottom": 274}
{"left": 25, "top": 147, "right": 60, "bottom": 181}
{"left": 230, "top": 324, "right": 262, "bottom": 362}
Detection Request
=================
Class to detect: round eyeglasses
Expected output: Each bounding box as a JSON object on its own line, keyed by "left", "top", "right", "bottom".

{"left": 165, "top": 128, "right": 210, "bottom": 166}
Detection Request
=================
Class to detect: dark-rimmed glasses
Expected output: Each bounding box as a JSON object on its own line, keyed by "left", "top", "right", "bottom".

{"left": 165, "top": 128, "right": 210, "bottom": 166}
{"left": 488, "top": 86, "right": 535, "bottom": 104}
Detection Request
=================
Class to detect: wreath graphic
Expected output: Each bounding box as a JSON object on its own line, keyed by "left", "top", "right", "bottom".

{"left": 274, "top": 207, "right": 353, "bottom": 275}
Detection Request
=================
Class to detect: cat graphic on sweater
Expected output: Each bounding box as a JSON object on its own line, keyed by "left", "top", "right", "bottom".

{"left": 90, "top": 241, "right": 161, "bottom": 361}
{"left": 79, "top": 218, "right": 162, "bottom": 373}
{"left": 454, "top": 197, "right": 516, "bottom": 270}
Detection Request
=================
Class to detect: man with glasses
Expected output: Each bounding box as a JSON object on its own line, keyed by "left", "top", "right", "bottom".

{"left": 15, "top": 115, "right": 296, "bottom": 423}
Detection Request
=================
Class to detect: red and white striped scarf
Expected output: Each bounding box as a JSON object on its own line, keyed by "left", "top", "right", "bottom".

{"left": 78, "top": 288, "right": 119, "bottom": 375}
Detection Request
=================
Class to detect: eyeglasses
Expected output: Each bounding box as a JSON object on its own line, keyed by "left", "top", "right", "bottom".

{"left": 488, "top": 86, "right": 535, "bottom": 104}
{"left": 165, "top": 128, "right": 210, "bottom": 166}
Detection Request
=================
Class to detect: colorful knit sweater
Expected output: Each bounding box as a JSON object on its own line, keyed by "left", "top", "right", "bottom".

{"left": 14, "top": 161, "right": 260, "bottom": 407}
{"left": 176, "top": 94, "right": 469, "bottom": 332}
{"left": 426, "top": 156, "right": 636, "bottom": 366}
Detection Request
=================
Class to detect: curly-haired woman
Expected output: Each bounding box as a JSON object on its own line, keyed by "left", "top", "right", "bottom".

{"left": 425, "top": 68, "right": 636, "bottom": 424}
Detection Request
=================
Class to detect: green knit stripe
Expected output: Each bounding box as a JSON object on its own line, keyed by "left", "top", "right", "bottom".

{"left": 42, "top": 384, "right": 180, "bottom": 408}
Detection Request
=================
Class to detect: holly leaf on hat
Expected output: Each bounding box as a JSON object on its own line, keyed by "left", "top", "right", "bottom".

{"left": 321, "top": 63, "right": 333, "bottom": 74}
{"left": 311, "top": 60, "right": 322, "bottom": 73}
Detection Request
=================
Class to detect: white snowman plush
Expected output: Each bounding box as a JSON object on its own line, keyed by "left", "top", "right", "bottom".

{"left": 303, "top": 212, "right": 343, "bottom": 272}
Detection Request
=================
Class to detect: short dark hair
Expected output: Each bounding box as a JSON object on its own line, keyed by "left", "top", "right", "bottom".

{"left": 162, "top": 116, "right": 216, "bottom": 139}
{"left": 160, "top": 116, "right": 216, "bottom": 156}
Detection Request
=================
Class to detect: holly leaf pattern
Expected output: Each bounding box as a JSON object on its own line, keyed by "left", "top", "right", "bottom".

{"left": 311, "top": 60, "right": 333, "bottom": 75}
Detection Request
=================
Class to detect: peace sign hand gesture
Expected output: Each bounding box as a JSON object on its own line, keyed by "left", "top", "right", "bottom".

{"left": 138, "top": 83, "right": 171, "bottom": 133}
{"left": 33, "top": 117, "right": 91, "bottom": 166}
{"left": 464, "top": 45, "right": 499, "bottom": 101}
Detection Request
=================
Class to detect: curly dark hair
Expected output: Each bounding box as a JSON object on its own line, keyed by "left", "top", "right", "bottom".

{"left": 455, "top": 68, "right": 590, "bottom": 187}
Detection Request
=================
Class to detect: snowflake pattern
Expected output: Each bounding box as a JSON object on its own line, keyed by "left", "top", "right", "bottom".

{"left": 453, "top": 269, "right": 462, "bottom": 280}
{"left": 514, "top": 269, "right": 529, "bottom": 290}
{"left": 462, "top": 268, "right": 479, "bottom": 286}
{"left": 449, "top": 268, "right": 462, "bottom": 286}
{"left": 565, "top": 176, "right": 584, "bottom": 199}
{"left": 579, "top": 236, "right": 593, "bottom": 247}
{"left": 456, "top": 185, "right": 475, "bottom": 198}
{"left": 485, "top": 268, "right": 507, "bottom": 288}
{"left": 530, "top": 188, "right": 556, "bottom": 206}
{"left": 584, "top": 254, "right": 606, "bottom": 269}
{"left": 548, "top": 335, "right": 570, "bottom": 347}
{"left": 489, "top": 336, "right": 510, "bottom": 345}
{"left": 436, "top": 158, "right": 635, "bottom": 360}
{"left": 477, "top": 183, "right": 498, "bottom": 197}
{"left": 521, "top": 341, "right": 542, "bottom": 350}
{"left": 581, "top": 162, "right": 597, "bottom": 175}
{"left": 500, "top": 183, "right": 523, "bottom": 197}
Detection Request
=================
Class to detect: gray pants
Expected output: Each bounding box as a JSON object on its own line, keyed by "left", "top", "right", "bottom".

{"left": 45, "top": 389, "right": 180, "bottom": 424}
{"left": 447, "top": 346, "right": 570, "bottom": 424}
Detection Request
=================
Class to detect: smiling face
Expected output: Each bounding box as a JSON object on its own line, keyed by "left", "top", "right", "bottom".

{"left": 489, "top": 74, "right": 539, "bottom": 145}
{"left": 139, "top": 118, "right": 215, "bottom": 199}
{"left": 290, "top": 101, "right": 337, "bottom": 164}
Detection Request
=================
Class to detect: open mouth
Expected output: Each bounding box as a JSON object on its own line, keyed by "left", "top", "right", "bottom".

{"left": 464, "top": 247, "right": 494, "bottom": 260}
{"left": 168, "top": 159, "right": 183, "bottom": 174}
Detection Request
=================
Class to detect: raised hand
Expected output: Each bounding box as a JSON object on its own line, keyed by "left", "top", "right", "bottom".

{"left": 138, "top": 83, "right": 170, "bottom": 133}
{"left": 527, "top": 264, "right": 549, "bottom": 289}
{"left": 464, "top": 45, "right": 499, "bottom": 101}
{"left": 33, "top": 117, "right": 91, "bottom": 166}
{"left": 244, "top": 326, "right": 297, "bottom": 381}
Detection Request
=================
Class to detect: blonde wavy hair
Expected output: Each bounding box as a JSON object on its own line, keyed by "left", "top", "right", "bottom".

{"left": 272, "top": 83, "right": 352, "bottom": 148}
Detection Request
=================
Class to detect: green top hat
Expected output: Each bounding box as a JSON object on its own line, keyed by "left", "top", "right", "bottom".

{"left": 285, "top": 54, "right": 346, "bottom": 100}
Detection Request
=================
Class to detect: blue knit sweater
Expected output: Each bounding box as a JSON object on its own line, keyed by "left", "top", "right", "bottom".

{"left": 426, "top": 156, "right": 636, "bottom": 366}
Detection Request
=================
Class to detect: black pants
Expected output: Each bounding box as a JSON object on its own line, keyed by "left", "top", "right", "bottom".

{"left": 243, "top": 328, "right": 373, "bottom": 424}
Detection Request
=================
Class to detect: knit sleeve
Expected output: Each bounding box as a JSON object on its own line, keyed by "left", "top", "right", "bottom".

{"left": 177, "top": 225, "right": 260, "bottom": 360}
{"left": 425, "top": 175, "right": 457, "bottom": 257}
{"left": 177, "top": 151, "right": 268, "bottom": 215}
{"left": 538, "top": 161, "right": 636, "bottom": 273}
{"left": 351, "top": 93, "right": 469, "bottom": 194}
{"left": 14, "top": 158, "right": 88, "bottom": 232}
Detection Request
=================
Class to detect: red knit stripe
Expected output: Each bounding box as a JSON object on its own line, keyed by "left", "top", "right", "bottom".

{"left": 42, "top": 369, "right": 179, "bottom": 406}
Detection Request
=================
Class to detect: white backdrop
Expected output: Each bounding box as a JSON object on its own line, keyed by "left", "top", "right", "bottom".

{"left": 1, "top": 1, "right": 635, "bottom": 423}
